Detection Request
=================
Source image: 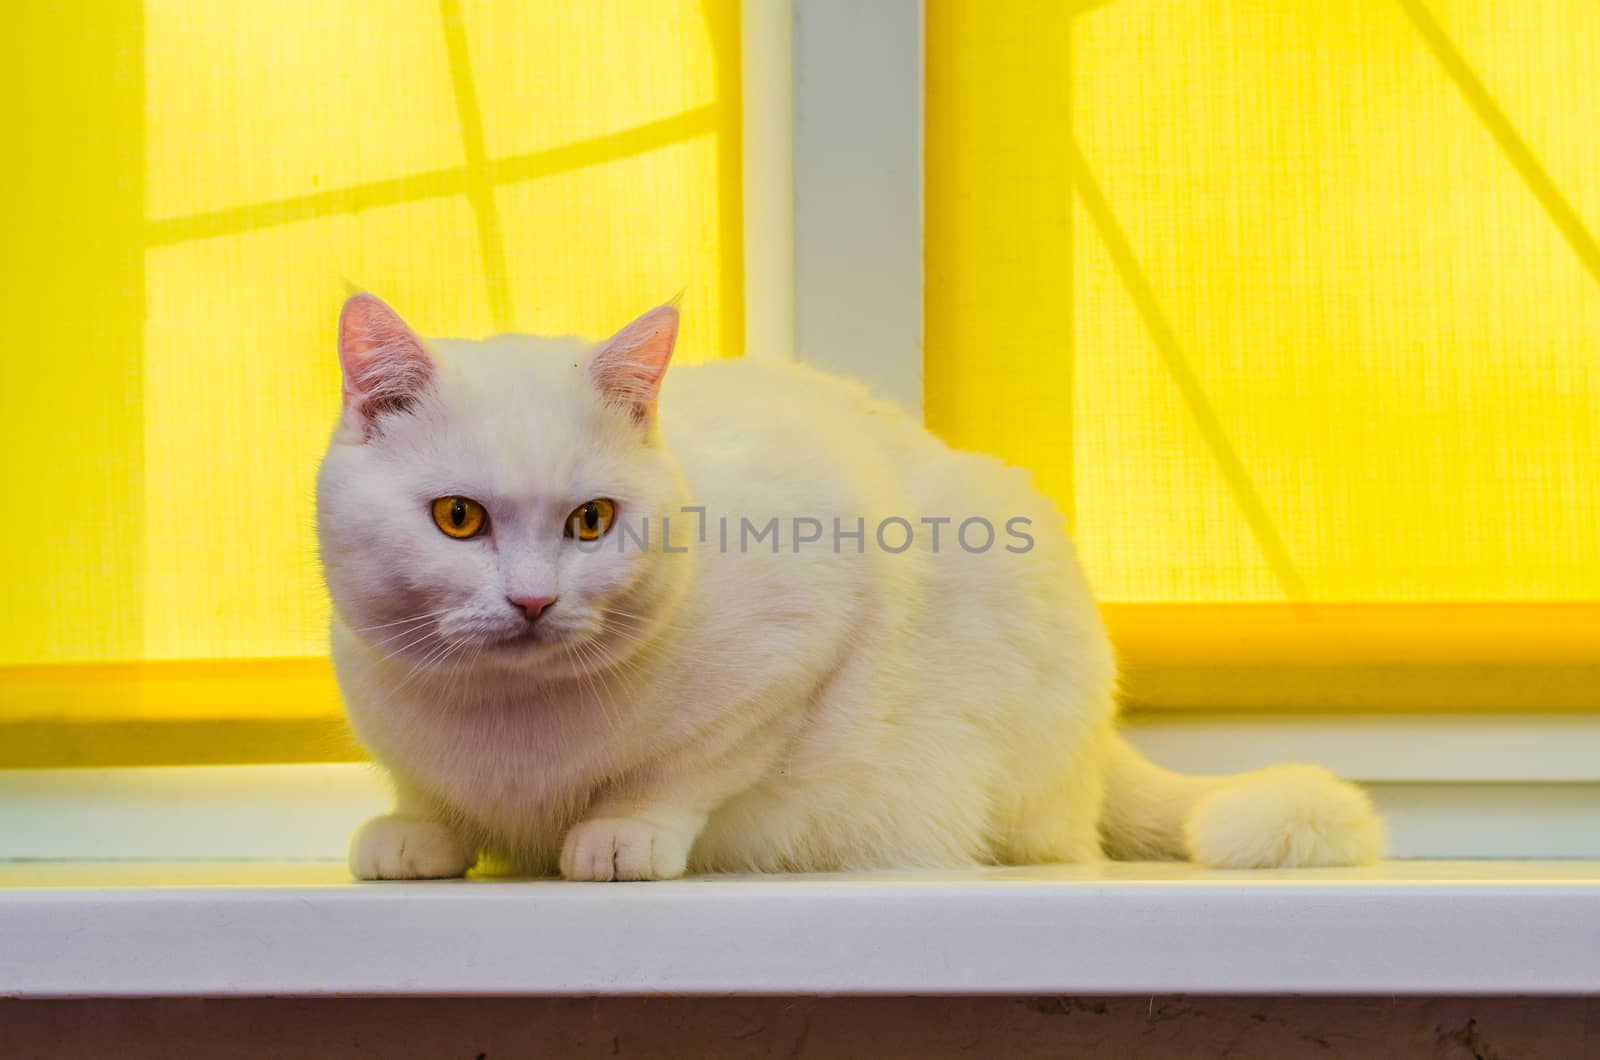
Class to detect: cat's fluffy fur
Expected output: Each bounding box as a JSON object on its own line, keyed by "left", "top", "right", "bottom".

{"left": 318, "top": 295, "right": 1384, "bottom": 880}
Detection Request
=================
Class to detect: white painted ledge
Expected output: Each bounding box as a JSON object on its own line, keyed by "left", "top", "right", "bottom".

{"left": 9, "top": 710, "right": 1600, "bottom": 864}
{"left": 3, "top": 860, "right": 1598, "bottom": 997}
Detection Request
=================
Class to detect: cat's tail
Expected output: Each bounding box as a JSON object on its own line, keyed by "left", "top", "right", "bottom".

{"left": 1098, "top": 731, "right": 1385, "bottom": 867}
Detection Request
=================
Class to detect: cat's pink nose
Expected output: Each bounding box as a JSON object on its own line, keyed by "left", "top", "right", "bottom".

{"left": 509, "top": 595, "right": 556, "bottom": 622}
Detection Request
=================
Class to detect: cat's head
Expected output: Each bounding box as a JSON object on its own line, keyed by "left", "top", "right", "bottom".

{"left": 316, "top": 294, "right": 687, "bottom": 673}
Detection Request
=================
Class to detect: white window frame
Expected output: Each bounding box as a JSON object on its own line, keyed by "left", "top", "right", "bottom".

{"left": 743, "top": 0, "right": 924, "bottom": 413}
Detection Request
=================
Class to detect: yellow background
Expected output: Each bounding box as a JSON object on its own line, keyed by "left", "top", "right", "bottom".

{"left": 5, "top": 2, "right": 1600, "bottom": 765}
{"left": 2, "top": 0, "right": 742, "bottom": 668}
{"left": 927, "top": 0, "right": 1600, "bottom": 603}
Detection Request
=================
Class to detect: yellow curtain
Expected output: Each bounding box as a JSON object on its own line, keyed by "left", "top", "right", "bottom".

{"left": 927, "top": 0, "right": 1600, "bottom": 605}
{"left": 2, "top": 0, "right": 742, "bottom": 671}
{"left": 9, "top": 1, "right": 1600, "bottom": 763}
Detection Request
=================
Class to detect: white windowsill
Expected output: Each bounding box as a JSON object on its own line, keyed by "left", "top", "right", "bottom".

{"left": 4, "top": 859, "right": 1598, "bottom": 997}
{"left": 8, "top": 711, "right": 1600, "bottom": 865}
{"left": 5, "top": 715, "right": 1598, "bottom": 997}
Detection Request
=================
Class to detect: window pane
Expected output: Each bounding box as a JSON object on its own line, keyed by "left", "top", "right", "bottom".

{"left": 2, "top": 3, "right": 146, "bottom": 668}
{"left": 146, "top": 1, "right": 465, "bottom": 219}
{"left": 5, "top": 1, "right": 741, "bottom": 676}
{"left": 463, "top": 0, "right": 725, "bottom": 158}
{"left": 927, "top": 0, "right": 1600, "bottom": 602}
{"left": 495, "top": 136, "right": 729, "bottom": 364}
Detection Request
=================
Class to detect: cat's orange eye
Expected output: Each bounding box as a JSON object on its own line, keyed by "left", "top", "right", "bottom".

{"left": 431, "top": 496, "right": 488, "bottom": 539}
{"left": 566, "top": 498, "right": 616, "bottom": 542}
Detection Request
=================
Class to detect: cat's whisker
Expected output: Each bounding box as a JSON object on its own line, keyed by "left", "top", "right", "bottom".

{"left": 351, "top": 606, "right": 454, "bottom": 634}
{"left": 558, "top": 639, "right": 602, "bottom": 723}
{"left": 566, "top": 635, "right": 628, "bottom": 734}
{"left": 375, "top": 625, "right": 443, "bottom": 662}
{"left": 583, "top": 640, "right": 629, "bottom": 731}
{"left": 596, "top": 611, "right": 724, "bottom": 663}
{"left": 431, "top": 641, "right": 475, "bottom": 685}
{"left": 364, "top": 618, "right": 447, "bottom": 653}
{"left": 388, "top": 634, "right": 464, "bottom": 698}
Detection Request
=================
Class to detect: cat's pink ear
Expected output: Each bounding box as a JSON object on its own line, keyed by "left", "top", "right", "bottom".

{"left": 586, "top": 304, "right": 679, "bottom": 428}
{"left": 337, "top": 294, "right": 434, "bottom": 437}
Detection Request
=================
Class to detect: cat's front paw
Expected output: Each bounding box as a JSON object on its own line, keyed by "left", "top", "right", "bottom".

{"left": 350, "top": 815, "right": 475, "bottom": 880}
{"left": 560, "top": 817, "right": 690, "bottom": 881}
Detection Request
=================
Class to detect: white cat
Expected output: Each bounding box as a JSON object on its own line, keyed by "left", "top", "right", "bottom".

{"left": 318, "top": 294, "right": 1384, "bottom": 881}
